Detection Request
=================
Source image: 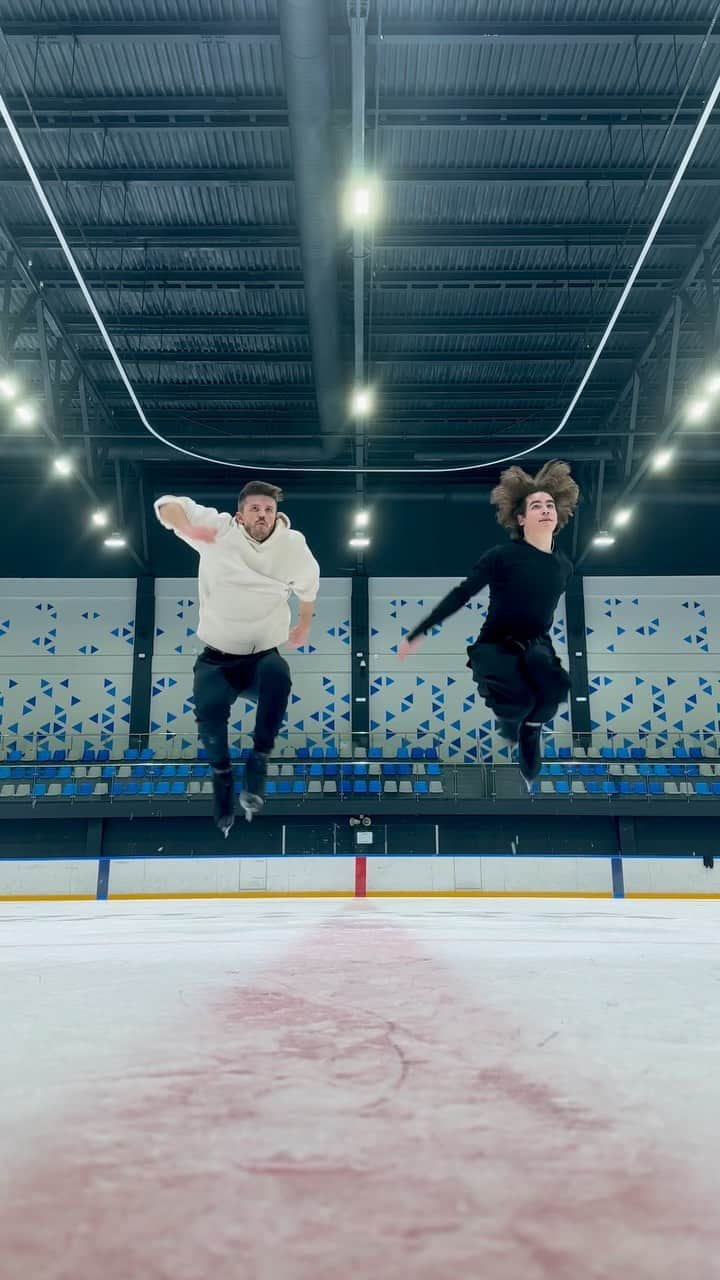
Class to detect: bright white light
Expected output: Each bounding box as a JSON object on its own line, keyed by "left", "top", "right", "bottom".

{"left": 651, "top": 447, "right": 674, "bottom": 471}
{"left": 349, "top": 535, "right": 370, "bottom": 549}
{"left": 52, "top": 455, "right": 73, "bottom": 477}
{"left": 705, "top": 372, "right": 720, "bottom": 395}
{"left": 0, "top": 374, "right": 18, "bottom": 400}
{"left": 612, "top": 508, "right": 633, "bottom": 528}
{"left": 91, "top": 509, "right": 109, "bottom": 528}
{"left": 14, "top": 402, "right": 36, "bottom": 426}
{"left": 351, "top": 387, "right": 374, "bottom": 417}
{"left": 592, "top": 531, "right": 616, "bottom": 548}
{"left": 686, "top": 398, "right": 710, "bottom": 424}
{"left": 354, "top": 509, "right": 370, "bottom": 528}
{"left": 103, "top": 532, "right": 127, "bottom": 549}
{"left": 344, "top": 174, "right": 381, "bottom": 225}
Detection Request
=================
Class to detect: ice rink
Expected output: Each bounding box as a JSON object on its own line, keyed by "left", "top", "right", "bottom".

{"left": 2, "top": 897, "right": 719, "bottom": 1280}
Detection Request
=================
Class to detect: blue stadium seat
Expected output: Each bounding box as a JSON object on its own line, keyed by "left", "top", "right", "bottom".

{"left": 52, "top": 749, "right": 67, "bottom": 762}
{"left": 396, "top": 746, "right": 410, "bottom": 760}
{"left": 712, "top": 782, "right": 720, "bottom": 796}
{"left": 61, "top": 782, "right": 77, "bottom": 797}
{"left": 549, "top": 763, "right": 564, "bottom": 777}
{"left": 139, "top": 781, "right": 153, "bottom": 796}
{"left": 96, "top": 748, "right": 110, "bottom": 762}
{"left": 602, "top": 781, "right": 617, "bottom": 796}
{"left": 414, "top": 780, "right": 429, "bottom": 794}
{"left": 265, "top": 779, "right": 277, "bottom": 795}
{"left": 600, "top": 747, "right": 614, "bottom": 760}
{"left": 382, "top": 763, "right": 396, "bottom": 777}
{"left": 155, "top": 780, "right": 170, "bottom": 795}
{"left": 398, "top": 762, "right": 412, "bottom": 778}
{"left": 427, "top": 762, "right": 441, "bottom": 776}
{"left": 102, "top": 765, "right": 115, "bottom": 779}
{"left": 81, "top": 748, "right": 96, "bottom": 763}
{"left": 140, "top": 747, "right": 155, "bottom": 761}
{"left": 554, "top": 780, "right": 570, "bottom": 795}
{"left": 78, "top": 781, "right": 94, "bottom": 797}
{"left": 673, "top": 745, "right": 688, "bottom": 759}
{"left": 124, "top": 748, "right": 139, "bottom": 761}
{"left": 341, "top": 762, "right": 353, "bottom": 777}
{"left": 311, "top": 746, "right": 324, "bottom": 760}
{"left": 558, "top": 746, "right": 571, "bottom": 760}
{"left": 324, "top": 763, "right": 338, "bottom": 779}
{"left": 688, "top": 746, "right": 703, "bottom": 760}
{"left": 160, "top": 765, "right": 177, "bottom": 778}
{"left": 653, "top": 763, "right": 668, "bottom": 776}
{"left": 368, "top": 747, "right": 382, "bottom": 760}
{"left": 37, "top": 749, "right": 51, "bottom": 763}
{"left": 410, "top": 746, "right": 424, "bottom": 760}
{"left": 171, "top": 781, "right": 186, "bottom": 795}
{"left": 353, "top": 780, "right": 368, "bottom": 794}
{"left": 368, "top": 779, "right": 381, "bottom": 795}
{"left": 630, "top": 747, "right": 646, "bottom": 760}
{"left": 297, "top": 747, "right": 310, "bottom": 760}
{"left": 294, "top": 763, "right": 306, "bottom": 777}
{"left": 309, "top": 763, "right": 323, "bottom": 778}
{"left": 57, "top": 765, "right": 72, "bottom": 779}
{"left": 7, "top": 750, "right": 23, "bottom": 763}
{"left": 32, "top": 782, "right": 47, "bottom": 798}
{"left": 424, "top": 747, "right": 439, "bottom": 761}
{"left": 695, "top": 781, "right": 710, "bottom": 795}
{"left": 648, "top": 780, "right": 664, "bottom": 796}
{"left": 278, "top": 779, "right": 292, "bottom": 794}
{"left": 292, "top": 780, "right": 306, "bottom": 794}
{"left": 0, "top": 766, "right": 9, "bottom": 780}
{"left": 324, "top": 745, "right": 338, "bottom": 760}
{"left": 353, "top": 762, "right": 367, "bottom": 775}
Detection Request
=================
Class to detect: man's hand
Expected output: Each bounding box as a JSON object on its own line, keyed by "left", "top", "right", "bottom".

{"left": 287, "top": 623, "right": 311, "bottom": 649}
{"left": 398, "top": 635, "right": 423, "bottom": 661}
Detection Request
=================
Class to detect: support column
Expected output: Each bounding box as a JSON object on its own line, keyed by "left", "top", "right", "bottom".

{"left": 351, "top": 572, "right": 369, "bottom": 754}
{"left": 565, "top": 574, "right": 591, "bottom": 745}
{"left": 129, "top": 575, "right": 156, "bottom": 746}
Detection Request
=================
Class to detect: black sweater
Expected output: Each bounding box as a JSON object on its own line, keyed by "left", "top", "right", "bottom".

{"left": 406, "top": 540, "right": 573, "bottom": 645}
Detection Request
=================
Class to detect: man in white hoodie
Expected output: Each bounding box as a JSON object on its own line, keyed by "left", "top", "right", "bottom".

{"left": 155, "top": 481, "right": 320, "bottom": 832}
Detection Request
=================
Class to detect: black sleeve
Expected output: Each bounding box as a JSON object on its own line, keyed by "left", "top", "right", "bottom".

{"left": 406, "top": 551, "right": 495, "bottom": 641}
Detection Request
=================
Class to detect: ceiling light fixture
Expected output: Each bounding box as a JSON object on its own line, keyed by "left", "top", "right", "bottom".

{"left": 349, "top": 535, "right": 370, "bottom": 549}
{"left": 52, "top": 455, "right": 73, "bottom": 477}
{"left": 650, "top": 447, "right": 674, "bottom": 471}
{"left": 103, "top": 532, "right": 127, "bottom": 549}
{"left": 611, "top": 508, "right": 633, "bottom": 528}
{"left": 91, "top": 509, "right": 109, "bottom": 528}
{"left": 592, "top": 531, "right": 615, "bottom": 548}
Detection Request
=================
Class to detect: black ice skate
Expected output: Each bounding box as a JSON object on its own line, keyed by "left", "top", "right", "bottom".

{"left": 240, "top": 749, "right": 269, "bottom": 822}
{"left": 212, "top": 766, "right": 235, "bottom": 837}
{"left": 518, "top": 720, "right": 543, "bottom": 790}
{"left": 496, "top": 718, "right": 521, "bottom": 744}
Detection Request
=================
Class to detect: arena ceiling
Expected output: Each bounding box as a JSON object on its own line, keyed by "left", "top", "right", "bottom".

{"left": 1, "top": 1, "right": 720, "bottom": 567}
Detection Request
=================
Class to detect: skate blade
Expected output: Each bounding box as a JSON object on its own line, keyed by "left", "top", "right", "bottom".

{"left": 240, "top": 792, "right": 264, "bottom": 823}
{"left": 216, "top": 815, "right": 235, "bottom": 838}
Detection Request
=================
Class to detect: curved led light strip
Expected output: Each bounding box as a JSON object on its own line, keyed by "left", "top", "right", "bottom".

{"left": 2, "top": 70, "right": 720, "bottom": 475}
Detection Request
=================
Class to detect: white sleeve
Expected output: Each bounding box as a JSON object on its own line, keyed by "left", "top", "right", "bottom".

{"left": 154, "top": 495, "right": 231, "bottom": 545}
{"left": 287, "top": 535, "right": 320, "bottom": 603}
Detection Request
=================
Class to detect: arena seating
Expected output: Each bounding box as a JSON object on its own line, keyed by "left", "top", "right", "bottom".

{"left": 1, "top": 740, "right": 718, "bottom": 804}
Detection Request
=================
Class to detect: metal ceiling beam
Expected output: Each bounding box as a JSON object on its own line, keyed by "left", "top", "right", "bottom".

{"left": 37, "top": 313, "right": 659, "bottom": 336}
{"left": 91, "top": 381, "right": 621, "bottom": 403}
{"left": 3, "top": 19, "right": 717, "bottom": 38}
{"left": 47, "top": 348, "right": 697, "bottom": 368}
{"left": 4, "top": 165, "right": 720, "bottom": 186}
{"left": 33, "top": 267, "right": 683, "bottom": 289}
{"left": 4, "top": 94, "right": 711, "bottom": 131}
{"left": 9, "top": 223, "right": 703, "bottom": 249}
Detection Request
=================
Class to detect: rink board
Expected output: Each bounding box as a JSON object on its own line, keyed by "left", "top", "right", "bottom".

{"left": 0, "top": 854, "right": 718, "bottom": 899}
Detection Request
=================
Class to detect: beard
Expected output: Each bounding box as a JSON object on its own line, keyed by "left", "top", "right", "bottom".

{"left": 249, "top": 521, "right": 273, "bottom": 542}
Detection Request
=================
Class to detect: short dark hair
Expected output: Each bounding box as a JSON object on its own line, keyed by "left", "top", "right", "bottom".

{"left": 237, "top": 481, "right": 283, "bottom": 509}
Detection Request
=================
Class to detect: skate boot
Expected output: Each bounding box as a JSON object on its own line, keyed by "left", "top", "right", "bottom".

{"left": 212, "top": 766, "right": 235, "bottom": 837}
{"left": 240, "top": 749, "right": 269, "bottom": 822}
{"left": 518, "top": 721, "right": 543, "bottom": 790}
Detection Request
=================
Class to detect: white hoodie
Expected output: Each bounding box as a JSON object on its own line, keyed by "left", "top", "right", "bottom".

{"left": 154, "top": 496, "right": 320, "bottom": 656}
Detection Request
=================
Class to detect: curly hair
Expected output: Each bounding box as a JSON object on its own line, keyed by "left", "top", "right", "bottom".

{"left": 490, "top": 459, "right": 579, "bottom": 541}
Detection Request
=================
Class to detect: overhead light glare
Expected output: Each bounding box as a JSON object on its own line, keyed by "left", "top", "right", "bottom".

{"left": 349, "top": 535, "right": 370, "bottom": 549}
{"left": 704, "top": 372, "right": 720, "bottom": 395}
{"left": 351, "top": 387, "right": 374, "bottom": 417}
{"left": 52, "top": 455, "right": 73, "bottom": 477}
{"left": 354, "top": 509, "right": 370, "bottom": 528}
{"left": 14, "top": 402, "right": 37, "bottom": 426}
{"left": 686, "top": 398, "right": 710, "bottom": 424}
{"left": 103, "top": 532, "right": 127, "bottom": 549}
{"left": 592, "top": 531, "right": 616, "bottom": 548}
{"left": 651, "top": 447, "right": 674, "bottom": 471}
{"left": 344, "top": 173, "right": 381, "bottom": 225}
{"left": 612, "top": 508, "right": 633, "bottom": 528}
{"left": 0, "top": 374, "right": 19, "bottom": 400}
{"left": 91, "top": 509, "right": 109, "bottom": 528}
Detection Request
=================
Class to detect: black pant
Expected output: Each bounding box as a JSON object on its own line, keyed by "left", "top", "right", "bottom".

{"left": 192, "top": 646, "right": 292, "bottom": 770}
{"left": 466, "top": 634, "right": 571, "bottom": 728}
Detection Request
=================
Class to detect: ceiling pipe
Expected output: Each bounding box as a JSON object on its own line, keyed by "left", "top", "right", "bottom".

{"left": 278, "top": 0, "right": 346, "bottom": 459}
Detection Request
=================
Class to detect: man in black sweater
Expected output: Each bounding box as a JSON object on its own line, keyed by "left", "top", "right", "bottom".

{"left": 399, "top": 461, "right": 580, "bottom": 786}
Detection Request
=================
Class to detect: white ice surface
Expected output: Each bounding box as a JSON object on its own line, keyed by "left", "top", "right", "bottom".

{"left": 1, "top": 898, "right": 719, "bottom": 1280}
